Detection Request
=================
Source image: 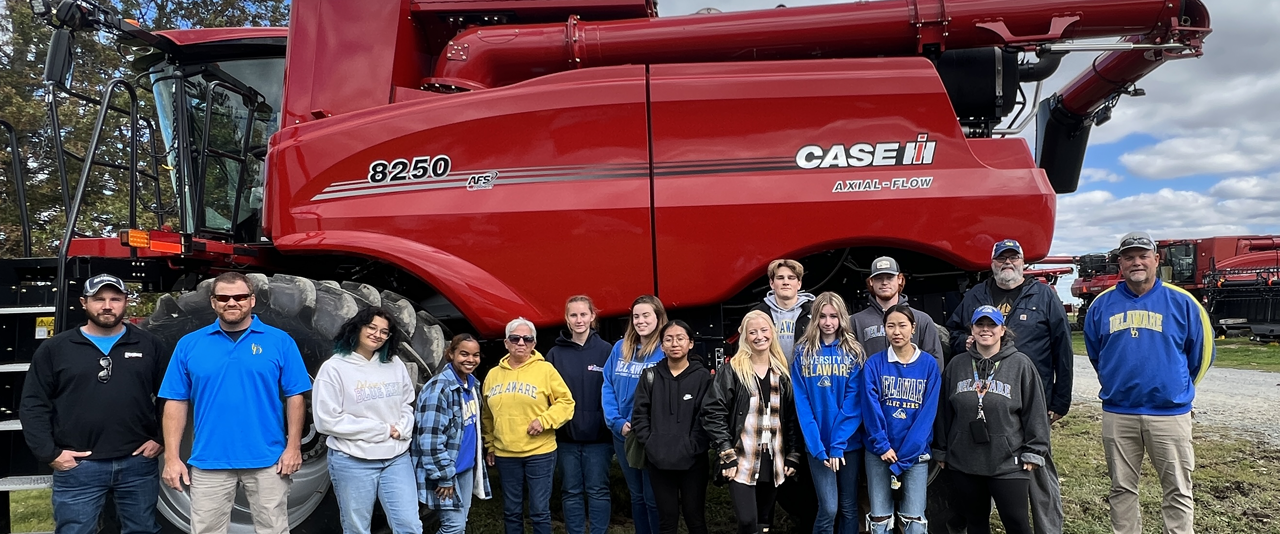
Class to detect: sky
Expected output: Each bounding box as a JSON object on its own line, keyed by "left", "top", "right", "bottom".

{"left": 657, "top": 0, "right": 1280, "bottom": 303}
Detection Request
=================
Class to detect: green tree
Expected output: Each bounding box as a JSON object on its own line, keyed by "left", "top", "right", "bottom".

{"left": 0, "top": 0, "right": 288, "bottom": 258}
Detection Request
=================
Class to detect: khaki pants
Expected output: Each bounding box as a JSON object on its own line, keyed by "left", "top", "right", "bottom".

{"left": 1101, "top": 412, "right": 1194, "bottom": 534}
{"left": 190, "top": 466, "right": 291, "bottom": 534}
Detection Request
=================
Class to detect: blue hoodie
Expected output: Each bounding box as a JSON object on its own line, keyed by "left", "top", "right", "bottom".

{"left": 862, "top": 346, "right": 940, "bottom": 476}
{"left": 791, "top": 338, "right": 863, "bottom": 461}
{"left": 601, "top": 340, "right": 664, "bottom": 439}
{"left": 1084, "top": 279, "right": 1214, "bottom": 416}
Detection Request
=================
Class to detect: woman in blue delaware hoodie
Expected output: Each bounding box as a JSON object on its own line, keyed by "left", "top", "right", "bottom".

{"left": 601, "top": 295, "right": 667, "bottom": 534}
{"left": 545, "top": 296, "right": 614, "bottom": 534}
{"left": 791, "top": 292, "right": 867, "bottom": 534}
{"left": 862, "top": 304, "right": 940, "bottom": 534}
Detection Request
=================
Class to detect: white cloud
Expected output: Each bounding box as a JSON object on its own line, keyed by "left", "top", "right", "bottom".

{"left": 1209, "top": 174, "right": 1280, "bottom": 200}
{"left": 1118, "top": 131, "right": 1280, "bottom": 179}
{"left": 1079, "top": 168, "right": 1124, "bottom": 184}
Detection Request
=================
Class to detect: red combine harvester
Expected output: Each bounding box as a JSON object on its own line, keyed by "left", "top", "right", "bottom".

{"left": 1069, "top": 236, "right": 1280, "bottom": 333}
{"left": 0, "top": 0, "right": 1211, "bottom": 530}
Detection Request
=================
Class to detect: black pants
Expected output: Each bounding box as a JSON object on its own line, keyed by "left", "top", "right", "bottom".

{"left": 648, "top": 454, "right": 709, "bottom": 534}
{"left": 948, "top": 470, "right": 1032, "bottom": 534}
{"left": 774, "top": 454, "right": 816, "bottom": 533}
{"left": 727, "top": 452, "right": 779, "bottom": 534}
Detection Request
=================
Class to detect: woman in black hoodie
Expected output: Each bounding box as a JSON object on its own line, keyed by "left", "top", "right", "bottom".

{"left": 545, "top": 296, "right": 614, "bottom": 534}
{"left": 631, "top": 320, "right": 713, "bottom": 534}
{"left": 936, "top": 305, "right": 1051, "bottom": 534}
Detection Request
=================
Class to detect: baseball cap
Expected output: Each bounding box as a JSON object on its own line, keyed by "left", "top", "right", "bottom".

{"left": 83, "top": 274, "right": 126, "bottom": 297}
{"left": 869, "top": 256, "right": 900, "bottom": 277}
{"left": 1118, "top": 231, "right": 1156, "bottom": 252}
{"left": 971, "top": 305, "right": 1005, "bottom": 326}
{"left": 991, "top": 239, "right": 1023, "bottom": 259}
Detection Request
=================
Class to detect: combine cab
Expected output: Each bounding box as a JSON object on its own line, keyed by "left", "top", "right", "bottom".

{"left": 0, "top": 0, "right": 1212, "bottom": 530}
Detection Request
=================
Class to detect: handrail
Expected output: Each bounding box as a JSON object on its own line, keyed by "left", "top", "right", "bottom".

{"left": 0, "top": 120, "right": 32, "bottom": 257}
{"left": 53, "top": 78, "right": 140, "bottom": 332}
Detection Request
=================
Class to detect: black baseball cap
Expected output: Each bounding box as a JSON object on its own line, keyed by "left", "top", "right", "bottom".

{"left": 869, "top": 256, "right": 901, "bottom": 277}
{"left": 83, "top": 274, "right": 127, "bottom": 297}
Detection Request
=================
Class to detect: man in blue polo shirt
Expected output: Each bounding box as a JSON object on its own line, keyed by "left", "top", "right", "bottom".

{"left": 159, "top": 272, "right": 311, "bottom": 534}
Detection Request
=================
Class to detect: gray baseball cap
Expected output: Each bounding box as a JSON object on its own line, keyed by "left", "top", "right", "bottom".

{"left": 1118, "top": 231, "right": 1156, "bottom": 252}
{"left": 869, "top": 256, "right": 900, "bottom": 277}
{"left": 83, "top": 274, "right": 126, "bottom": 296}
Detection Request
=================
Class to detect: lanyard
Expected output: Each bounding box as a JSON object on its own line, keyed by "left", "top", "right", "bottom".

{"left": 971, "top": 359, "right": 1000, "bottom": 421}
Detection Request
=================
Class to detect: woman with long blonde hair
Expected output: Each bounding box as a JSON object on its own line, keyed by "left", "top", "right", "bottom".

{"left": 601, "top": 295, "right": 667, "bottom": 534}
{"left": 792, "top": 292, "right": 867, "bottom": 534}
{"left": 701, "top": 310, "right": 801, "bottom": 534}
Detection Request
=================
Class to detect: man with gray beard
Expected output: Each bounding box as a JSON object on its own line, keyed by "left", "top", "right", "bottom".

{"left": 944, "top": 239, "right": 1072, "bottom": 534}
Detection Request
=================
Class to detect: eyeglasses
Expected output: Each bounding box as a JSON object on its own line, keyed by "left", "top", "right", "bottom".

{"left": 1120, "top": 236, "right": 1155, "bottom": 249}
{"left": 994, "top": 255, "right": 1023, "bottom": 264}
{"left": 364, "top": 323, "right": 392, "bottom": 339}
{"left": 507, "top": 335, "right": 535, "bottom": 345}
{"left": 98, "top": 356, "right": 112, "bottom": 383}
{"left": 212, "top": 293, "right": 252, "bottom": 303}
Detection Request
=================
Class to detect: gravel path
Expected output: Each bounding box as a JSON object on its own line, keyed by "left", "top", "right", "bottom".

{"left": 1071, "top": 355, "right": 1280, "bottom": 447}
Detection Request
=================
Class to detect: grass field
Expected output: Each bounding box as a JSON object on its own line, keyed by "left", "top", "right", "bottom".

{"left": 1070, "top": 332, "right": 1280, "bottom": 373}
{"left": 13, "top": 403, "right": 1280, "bottom": 533}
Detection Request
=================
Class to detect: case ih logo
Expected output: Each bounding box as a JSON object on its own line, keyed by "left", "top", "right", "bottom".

{"left": 795, "top": 134, "right": 937, "bottom": 169}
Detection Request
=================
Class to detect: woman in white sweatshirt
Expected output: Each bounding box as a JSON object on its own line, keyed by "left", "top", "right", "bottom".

{"left": 314, "top": 308, "right": 420, "bottom": 534}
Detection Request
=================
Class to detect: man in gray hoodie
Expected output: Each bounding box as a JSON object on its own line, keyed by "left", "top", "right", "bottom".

{"left": 851, "top": 256, "right": 945, "bottom": 367}
{"left": 751, "top": 258, "right": 815, "bottom": 361}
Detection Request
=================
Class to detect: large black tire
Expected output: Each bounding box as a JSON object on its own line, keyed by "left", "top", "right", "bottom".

{"left": 143, "top": 274, "right": 446, "bottom": 533}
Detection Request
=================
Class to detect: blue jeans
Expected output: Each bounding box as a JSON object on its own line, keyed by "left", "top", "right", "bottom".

{"left": 494, "top": 451, "right": 556, "bottom": 534}
{"left": 52, "top": 453, "right": 161, "bottom": 534}
{"left": 613, "top": 435, "right": 659, "bottom": 534}
{"left": 437, "top": 468, "right": 475, "bottom": 534}
{"left": 558, "top": 442, "right": 613, "bottom": 534}
{"left": 807, "top": 451, "right": 860, "bottom": 534}
{"left": 327, "top": 450, "right": 422, "bottom": 534}
{"left": 864, "top": 451, "right": 929, "bottom": 534}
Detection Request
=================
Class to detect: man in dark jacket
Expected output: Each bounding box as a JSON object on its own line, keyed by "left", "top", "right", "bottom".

{"left": 851, "top": 256, "right": 946, "bottom": 366}
{"left": 20, "top": 273, "right": 168, "bottom": 534}
{"left": 748, "top": 258, "right": 817, "bottom": 533}
{"left": 945, "top": 239, "right": 1071, "bottom": 534}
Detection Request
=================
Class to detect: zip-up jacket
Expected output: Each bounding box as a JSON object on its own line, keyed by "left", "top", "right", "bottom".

{"left": 1084, "top": 279, "right": 1214, "bottom": 416}
{"left": 20, "top": 323, "right": 167, "bottom": 463}
{"left": 700, "top": 363, "right": 803, "bottom": 469}
{"left": 851, "top": 294, "right": 944, "bottom": 368}
{"left": 545, "top": 330, "right": 612, "bottom": 444}
{"left": 862, "top": 346, "right": 940, "bottom": 476}
{"left": 790, "top": 340, "right": 863, "bottom": 461}
{"left": 945, "top": 278, "right": 1074, "bottom": 416}
{"left": 601, "top": 340, "right": 664, "bottom": 439}
{"left": 414, "top": 364, "right": 491, "bottom": 509}
{"left": 631, "top": 358, "right": 713, "bottom": 470}
{"left": 935, "top": 344, "right": 1051, "bottom": 479}
{"left": 480, "top": 350, "right": 575, "bottom": 458}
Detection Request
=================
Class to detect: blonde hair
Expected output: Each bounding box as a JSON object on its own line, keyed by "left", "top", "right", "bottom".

{"left": 622, "top": 295, "right": 668, "bottom": 363}
{"left": 565, "top": 295, "right": 599, "bottom": 330}
{"left": 730, "top": 310, "right": 791, "bottom": 393}
{"left": 767, "top": 259, "right": 805, "bottom": 281}
{"left": 796, "top": 292, "right": 866, "bottom": 363}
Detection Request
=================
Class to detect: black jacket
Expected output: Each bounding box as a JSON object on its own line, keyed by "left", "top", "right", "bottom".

{"left": 934, "top": 344, "right": 1051, "bottom": 479}
{"left": 945, "top": 277, "right": 1074, "bottom": 415}
{"left": 545, "top": 330, "right": 613, "bottom": 444}
{"left": 700, "top": 362, "right": 803, "bottom": 469}
{"left": 632, "top": 358, "right": 713, "bottom": 470}
{"left": 19, "top": 323, "right": 168, "bottom": 463}
{"left": 751, "top": 300, "right": 812, "bottom": 349}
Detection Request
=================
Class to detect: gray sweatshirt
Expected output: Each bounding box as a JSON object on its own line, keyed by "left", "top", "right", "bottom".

{"left": 934, "top": 344, "right": 1051, "bottom": 479}
{"left": 850, "top": 294, "right": 944, "bottom": 367}
{"left": 761, "top": 291, "right": 815, "bottom": 360}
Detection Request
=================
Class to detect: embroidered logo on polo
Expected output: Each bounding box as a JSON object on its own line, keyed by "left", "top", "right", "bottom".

{"left": 251, "top": 343, "right": 263, "bottom": 355}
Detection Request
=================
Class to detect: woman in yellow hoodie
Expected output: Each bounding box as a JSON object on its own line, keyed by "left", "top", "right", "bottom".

{"left": 482, "top": 317, "right": 575, "bottom": 534}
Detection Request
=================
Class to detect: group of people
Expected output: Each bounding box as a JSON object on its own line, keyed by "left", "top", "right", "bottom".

{"left": 18, "top": 231, "right": 1213, "bottom": 534}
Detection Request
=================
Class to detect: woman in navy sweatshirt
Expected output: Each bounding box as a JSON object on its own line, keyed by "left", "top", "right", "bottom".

{"left": 545, "top": 296, "right": 614, "bottom": 534}
{"left": 601, "top": 295, "right": 667, "bottom": 534}
{"left": 631, "top": 320, "right": 713, "bottom": 534}
{"left": 936, "top": 305, "right": 1050, "bottom": 534}
{"left": 790, "top": 292, "right": 866, "bottom": 534}
{"left": 862, "top": 304, "right": 940, "bottom": 534}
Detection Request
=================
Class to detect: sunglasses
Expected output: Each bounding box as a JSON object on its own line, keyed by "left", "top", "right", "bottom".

{"left": 507, "top": 335, "right": 535, "bottom": 345}
{"left": 994, "top": 255, "right": 1023, "bottom": 264}
{"left": 98, "top": 356, "right": 112, "bottom": 383}
{"left": 1120, "top": 236, "right": 1155, "bottom": 249}
{"left": 212, "top": 293, "right": 253, "bottom": 303}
